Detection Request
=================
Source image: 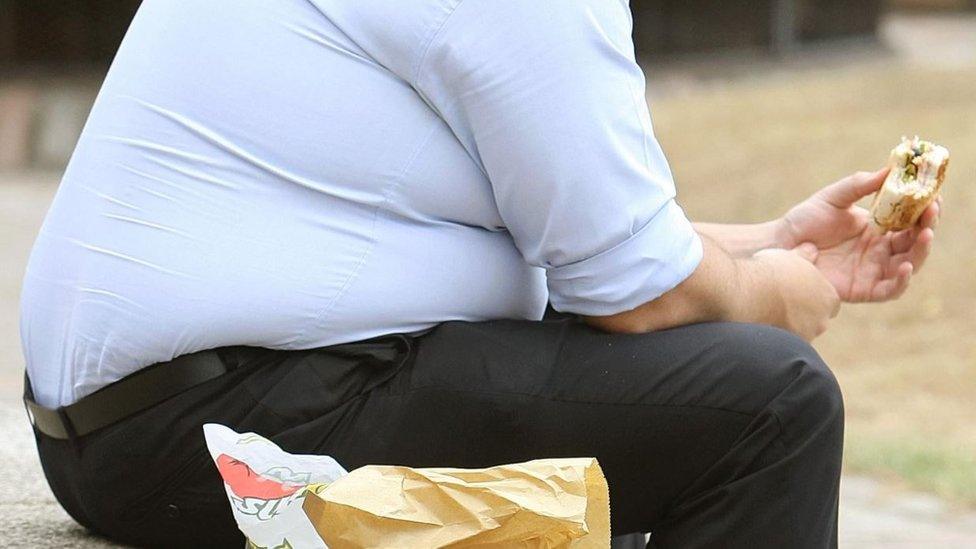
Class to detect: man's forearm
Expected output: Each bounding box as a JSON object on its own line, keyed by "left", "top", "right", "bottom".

{"left": 583, "top": 235, "right": 788, "bottom": 334}
{"left": 693, "top": 235, "right": 789, "bottom": 329}
{"left": 693, "top": 221, "right": 787, "bottom": 257}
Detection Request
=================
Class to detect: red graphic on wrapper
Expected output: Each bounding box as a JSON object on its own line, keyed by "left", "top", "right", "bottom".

{"left": 215, "top": 454, "right": 306, "bottom": 521}
{"left": 216, "top": 454, "right": 303, "bottom": 499}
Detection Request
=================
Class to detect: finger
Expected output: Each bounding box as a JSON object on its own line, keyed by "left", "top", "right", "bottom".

{"left": 920, "top": 201, "right": 939, "bottom": 229}
{"left": 891, "top": 227, "right": 934, "bottom": 273}
{"left": 888, "top": 224, "right": 935, "bottom": 268}
{"left": 852, "top": 205, "right": 874, "bottom": 230}
{"left": 818, "top": 168, "right": 888, "bottom": 208}
{"left": 792, "top": 242, "right": 820, "bottom": 262}
{"left": 852, "top": 205, "right": 872, "bottom": 221}
{"left": 890, "top": 228, "right": 916, "bottom": 254}
{"left": 871, "top": 262, "right": 913, "bottom": 302}
{"left": 909, "top": 227, "right": 935, "bottom": 272}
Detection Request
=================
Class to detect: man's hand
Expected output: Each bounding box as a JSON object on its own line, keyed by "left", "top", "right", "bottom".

{"left": 752, "top": 246, "right": 841, "bottom": 340}
{"left": 778, "top": 169, "right": 940, "bottom": 303}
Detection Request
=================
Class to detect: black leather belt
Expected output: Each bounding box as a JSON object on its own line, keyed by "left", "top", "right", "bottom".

{"left": 24, "top": 350, "right": 230, "bottom": 440}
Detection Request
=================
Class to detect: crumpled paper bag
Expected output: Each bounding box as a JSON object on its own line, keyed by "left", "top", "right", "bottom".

{"left": 303, "top": 458, "right": 610, "bottom": 548}
{"left": 205, "top": 424, "right": 610, "bottom": 548}
{"left": 203, "top": 424, "right": 346, "bottom": 549}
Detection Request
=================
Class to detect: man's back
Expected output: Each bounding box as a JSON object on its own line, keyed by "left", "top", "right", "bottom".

{"left": 20, "top": 0, "right": 550, "bottom": 407}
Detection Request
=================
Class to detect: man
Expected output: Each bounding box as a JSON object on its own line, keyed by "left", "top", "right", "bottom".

{"left": 20, "top": 1, "right": 938, "bottom": 547}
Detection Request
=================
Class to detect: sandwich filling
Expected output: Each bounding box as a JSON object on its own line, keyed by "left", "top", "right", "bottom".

{"left": 871, "top": 135, "right": 949, "bottom": 231}
{"left": 891, "top": 136, "right": 949, "bottom": 196}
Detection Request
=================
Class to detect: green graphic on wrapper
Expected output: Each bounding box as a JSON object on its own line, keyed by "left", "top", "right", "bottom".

{"left": 245, "top": 538, "right": 294, "bottom": 549}
{"left": 263, "top": 466, "right": 312, "bottom": 485}
{"left": 305, "top": 483, "right": 328, "bottom": 496}
{"left": 237, "top": 434, "right": 270, "bottom": 445}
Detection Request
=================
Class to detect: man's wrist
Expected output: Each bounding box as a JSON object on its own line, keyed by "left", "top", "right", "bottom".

{"left": 730, "top": 253, "right": 788, "bottom": 328}
{"left": 770, "top": 216, "right": 798, "bottom": 249}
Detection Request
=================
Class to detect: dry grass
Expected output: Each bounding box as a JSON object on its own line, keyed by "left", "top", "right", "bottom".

{"left": 648, "top": 59, "right": 976, "bottom": 503}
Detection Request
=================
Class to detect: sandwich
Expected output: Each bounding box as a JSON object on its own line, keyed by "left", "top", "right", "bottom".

{"left": 870, "top": 136, "right": 949, "bottom": 232}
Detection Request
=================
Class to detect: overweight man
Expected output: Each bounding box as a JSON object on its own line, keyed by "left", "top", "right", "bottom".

{"left": 20, "top": 1, "right": 939, "bottom": 547}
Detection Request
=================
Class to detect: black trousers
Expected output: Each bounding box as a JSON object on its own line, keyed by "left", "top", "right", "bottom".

{"left": 32, "top": 318, "right": 844, "bottom": 548}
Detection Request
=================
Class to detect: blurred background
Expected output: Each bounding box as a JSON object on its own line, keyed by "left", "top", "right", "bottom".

{"left": 1, "top": 1, "right": 975, "bottom": 547}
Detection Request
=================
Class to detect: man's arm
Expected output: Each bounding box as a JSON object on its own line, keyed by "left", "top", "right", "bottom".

{"left": 584, "top": 236, "right": 840, "bottom": 341}
{"left": 415, "top": 1, "right": 704, "bottom": 317}
{"left": 414, "top": 1, "right": 841, "bottom": 340}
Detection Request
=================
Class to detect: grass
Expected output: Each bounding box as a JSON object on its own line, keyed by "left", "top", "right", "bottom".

{"left": 646, "top": 56, "right": 976, "bottom": 504}
{"left": 845, "top": 432, "right": 976, "bottom": 505}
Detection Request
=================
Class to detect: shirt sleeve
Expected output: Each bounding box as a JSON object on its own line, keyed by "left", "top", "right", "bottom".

{"left": 413, "top": 0, "right": 702, "bottom": 316}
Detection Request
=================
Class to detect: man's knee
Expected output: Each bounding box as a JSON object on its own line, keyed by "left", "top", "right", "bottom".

{"left": 744, "top": 324, "right": 845, "bottom": 444}
{"left": 793, "top": 340, "right": 844, "bottom": 429}
{"left": 721, "top": 323, "right": 844, "bottom": 429}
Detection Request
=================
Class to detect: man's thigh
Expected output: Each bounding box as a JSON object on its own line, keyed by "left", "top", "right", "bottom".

{"left": 304, "top": 318, "right": 830, "bottom": 534}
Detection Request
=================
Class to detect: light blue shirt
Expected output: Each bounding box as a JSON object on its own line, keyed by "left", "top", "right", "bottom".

{"left": 21, "top": 0, "right": 702, "bottom": 407}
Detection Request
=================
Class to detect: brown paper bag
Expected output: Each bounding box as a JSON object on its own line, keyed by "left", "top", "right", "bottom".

{"left": 303, "top": 457, "right": 610, "bottom": 548}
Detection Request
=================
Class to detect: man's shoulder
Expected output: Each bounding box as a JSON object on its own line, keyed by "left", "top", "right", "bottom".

{"left": 311, "top": 0, "right": 462, "bottom": 84}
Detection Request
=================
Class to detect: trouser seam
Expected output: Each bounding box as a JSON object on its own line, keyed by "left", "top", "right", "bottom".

{"left": 769, "top": 409, "right": 802, "bottom": 545}
{"left": 393, "top": 384, "right": 756, "bottom": 418}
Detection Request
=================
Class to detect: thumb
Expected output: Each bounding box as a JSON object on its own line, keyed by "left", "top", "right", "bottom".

{"left": 793, "top": 242, "right": 820, "bottom": 262}
{"left": 819, "top": 168, "right": 888, "bottom": 208}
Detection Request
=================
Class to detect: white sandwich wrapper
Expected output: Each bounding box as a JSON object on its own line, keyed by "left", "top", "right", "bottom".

{"left": 202, "top": 423, "right": 347, "bottom": 549}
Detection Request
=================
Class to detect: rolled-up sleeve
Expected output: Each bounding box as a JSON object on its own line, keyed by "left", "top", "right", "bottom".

{"left": 414, "top": 0, "right": 702, "bottom": 316}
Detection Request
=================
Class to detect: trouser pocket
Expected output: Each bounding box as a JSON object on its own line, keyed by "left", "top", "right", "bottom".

{"left": 242, "top": 335, "right": 414, "bottom": 425}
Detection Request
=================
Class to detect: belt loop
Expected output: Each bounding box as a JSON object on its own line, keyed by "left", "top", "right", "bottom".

{"left": 22, "top": 395, "right": 33, "bottom": 429}
{"left": 392, "top": 333, "right": 415, "bottom": 370}
{"left": 22, "top": 372, "right": 33, "bottom": 422}
{"left": 56, "top": 408, "right": 82, "bottom": 454}
{"left": 215, "top": 347, "right": 239, "bottom": 372}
